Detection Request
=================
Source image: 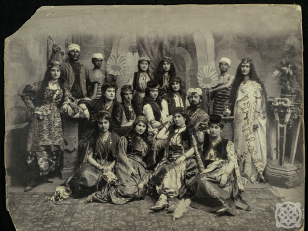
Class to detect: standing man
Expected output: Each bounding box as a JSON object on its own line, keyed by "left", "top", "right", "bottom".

{"left": 51, "top": 43, "right": 90, "bottom": 100}
{"left": 186, "top": 88, "right": 209, "bottom": 143}
{"left": 50, "top": 43, "right": 91, "bottom": 171}
{"left": 88, "top": 53, "right": 107, "bottom": 100}
{"left": 209, "top": 57, "right": 235, "bottom": 115}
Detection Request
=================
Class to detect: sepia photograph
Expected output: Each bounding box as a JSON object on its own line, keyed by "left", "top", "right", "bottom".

{"left": 4, "top": 5, "right": 304, "bottom": 230}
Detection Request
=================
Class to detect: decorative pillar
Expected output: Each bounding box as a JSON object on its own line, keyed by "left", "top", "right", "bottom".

{"left": 264, "top": 98, "right": 302, "bottom": 189}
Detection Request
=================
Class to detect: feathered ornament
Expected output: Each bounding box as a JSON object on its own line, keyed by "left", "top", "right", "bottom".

{"left": 173, "top": 198, "right": 191, "bottom": 220}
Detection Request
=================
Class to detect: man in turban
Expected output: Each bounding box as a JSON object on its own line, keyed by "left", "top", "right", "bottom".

{"left": 50, "top": 43, "right": 90, "bottom": 100}
{"left": 209, "top": 57, "right": 235, "bottom": 115}
{"left": 186, "top": 88, "right": 209, "bottom": 143}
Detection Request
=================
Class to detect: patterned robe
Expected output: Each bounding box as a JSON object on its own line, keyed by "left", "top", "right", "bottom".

{"left": 90, "top": 133, "right": 152, "bottom": 204}
{"left": 21, "top": 81, "right": 87, "bottom": 175}
{"left": 65, "top": 132, "right": 119, "bottom": 198}
{"left": 233, "top": 80, "right": 267, "bottom": 183}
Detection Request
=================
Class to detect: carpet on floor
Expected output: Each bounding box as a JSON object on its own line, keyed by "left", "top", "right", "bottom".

{"left": 6, "top": 188, "right": 301, "bottom": 231}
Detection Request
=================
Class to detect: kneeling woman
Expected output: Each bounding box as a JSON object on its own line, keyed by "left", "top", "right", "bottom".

{"left": 85, "top": 115, "right": 152, "bottom": 204}
{"left": 189, "top": 114, "right": 250, "bottom": 216}
{"left": 65, "top": 111, "right": 119, "bottom": 198}
{"left": 150, "top": 107, "right": 199, "bottom": 212}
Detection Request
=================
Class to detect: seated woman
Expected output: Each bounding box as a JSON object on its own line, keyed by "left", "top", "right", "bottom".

{"left": 64, "top": 111, "right": 119, "bottom": 198}
{"left": 85, "top": 115, "right": 152, "bottom": 204}
{"left": 189, "top": 114, "right": 250, "bottom": 216}
{"left": 113, "top": 85, "right": 136, "bottom": 136}
{"left": 150, "top": 107, "right": 199, "bottom": 212}
{"left": 20, "top": 61, "right": 89, "bottom": 192}
{"left": 142, "top": 80, "right": 172, "bottom": 134}
{"left": 164, "top": 76, "right": 188, "bottom": 112}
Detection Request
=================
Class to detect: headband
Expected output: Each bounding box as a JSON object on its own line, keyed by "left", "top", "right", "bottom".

{"left": 48, "top": 61, "right": 62, "bottom": 70}
{"left": 133, "top": 115, "right": 149, "bottom": 126}
{"left": 162, "top": 56, "right": 173, "bottom": 64}
{"left": 95, "top": 110, "right": 111, "bottom": 122}
{"left": 139, "top": 56, "right": 151, "bottom": 63}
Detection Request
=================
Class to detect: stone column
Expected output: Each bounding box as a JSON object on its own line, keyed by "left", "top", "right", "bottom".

{"left": 264, "top": 98, "right": 302, "bottom": 188}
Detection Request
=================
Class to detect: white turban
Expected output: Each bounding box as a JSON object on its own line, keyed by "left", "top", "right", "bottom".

{"left": 67, "top": 44, "right": 80, "bottom": 52}
{"left": 92, "top": 53, "right": 104, "bottom": 60}
{"left": 187, "top": 88, "right": 202, "bottom": 96}
{"left": 219, "top": 57, "right": 231, "bottom": 66}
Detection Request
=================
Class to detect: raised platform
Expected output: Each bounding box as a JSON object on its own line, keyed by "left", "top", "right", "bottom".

{"left": 264, "top": 159, "right": 302, "bottom": 189}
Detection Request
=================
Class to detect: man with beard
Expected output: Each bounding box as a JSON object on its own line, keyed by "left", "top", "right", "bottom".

{"left": 186, "top": 88, "right": 209, "bottom": 143}
{"left": 50, "top": 43, "right": 90, "bottom": 100}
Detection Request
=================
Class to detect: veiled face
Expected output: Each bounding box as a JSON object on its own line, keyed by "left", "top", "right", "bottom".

{"left": 241, "top": 63, "right": 250, "bottom": 76}
{"left": 135, "top": 122, "right": 146, "bottom": 135}
{"left": 173, "top": 113, "right": 186, "bottom": 127}
{"left": 139, "top": 61, "right": 149, "bottom": 72}
{"left": 163, "top": 61, "right": 171, "bottom": 72}
{"left": 50, "top": 67, "right": 61, "bottom": 80}
{"left": 98, "top": 119, "right": 110, "bottom": 132}
{"left": 104, "top": 88, "right": 115, "bottom": 100}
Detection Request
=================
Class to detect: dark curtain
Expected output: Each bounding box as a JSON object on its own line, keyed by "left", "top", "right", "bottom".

{"left": 136, "top": 32, "right": 195, "bottom": 74}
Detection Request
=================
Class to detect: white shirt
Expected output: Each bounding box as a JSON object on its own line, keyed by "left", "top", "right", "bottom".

{"left": 143, "top": 99, "right": 169, "bottom": 124}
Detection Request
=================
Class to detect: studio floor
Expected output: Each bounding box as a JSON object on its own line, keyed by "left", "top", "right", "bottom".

{"left": 6, "top": 177, "right": 305, "bottom": 231}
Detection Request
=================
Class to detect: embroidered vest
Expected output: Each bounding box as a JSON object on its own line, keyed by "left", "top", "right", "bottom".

{"left": 142, "top": 96, "right": 162, "bottom": 121}
{"left": 202, "top": 133, "right": 229, "bottom": 162}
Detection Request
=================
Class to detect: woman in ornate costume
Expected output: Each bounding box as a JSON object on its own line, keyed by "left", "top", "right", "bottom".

{"left": 85, "top": 115, "right": 152, "bottom": 204}
{"left": 142, "top": 80, "right": 171, "bottom": 134}
{"left": 155, "top": 56, "right": 177, "bottom": 97}
{"left": 113, "top": 85, "right": 136, "bottom": 136}
{"left": 189, "top": 114, "right": 250, "bottom": 216}
{"left": 129, "top": 56, "right": 155, "bottom": 116}
{"left": 20, "top": 61, "right": 89, "bottom": 192}
{"left": 229, "top": 58, "right": 268, "bottom": 184}
{"left": 64, "top": 111, "right": 119, "bottom": 198}
{"left": 150, "top": 107, "right": 199, "bottom": 212}
{"left": 164, "top": 76, "right": 188, "bottom": 113}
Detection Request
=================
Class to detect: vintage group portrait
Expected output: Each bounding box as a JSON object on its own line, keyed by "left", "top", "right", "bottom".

{"left": 4, "top": 5, "right": 304, "bottom": 230}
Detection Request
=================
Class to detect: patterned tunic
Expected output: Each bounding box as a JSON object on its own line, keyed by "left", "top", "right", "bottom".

{"left": 233, "top": 80, "right": 267, "bottom": 183}
{"left": 21, "top": 81, "right": 87, "bottom": 152}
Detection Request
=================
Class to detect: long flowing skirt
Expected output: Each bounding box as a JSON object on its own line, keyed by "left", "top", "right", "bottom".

{"left": 190, "top": 161, "right": 250, "bottom": 215}
{"left": 91, "top": 155, "right": 152, "bottom": 204}
{"left": 150, "top": 153, "right": 199, "bottom": 198}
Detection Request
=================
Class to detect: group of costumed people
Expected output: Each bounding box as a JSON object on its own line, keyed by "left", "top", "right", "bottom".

{"left": 21, "top": 42, "right": 268, "bottom": 216}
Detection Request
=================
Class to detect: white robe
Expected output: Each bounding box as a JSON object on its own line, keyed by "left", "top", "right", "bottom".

{"left": 233, "top": 80, "right": 267, "bottom": 183}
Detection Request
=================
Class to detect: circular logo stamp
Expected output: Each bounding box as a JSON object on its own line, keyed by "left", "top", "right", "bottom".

{"left": 275, "top": 202, "right": 302, "bottom": 229}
